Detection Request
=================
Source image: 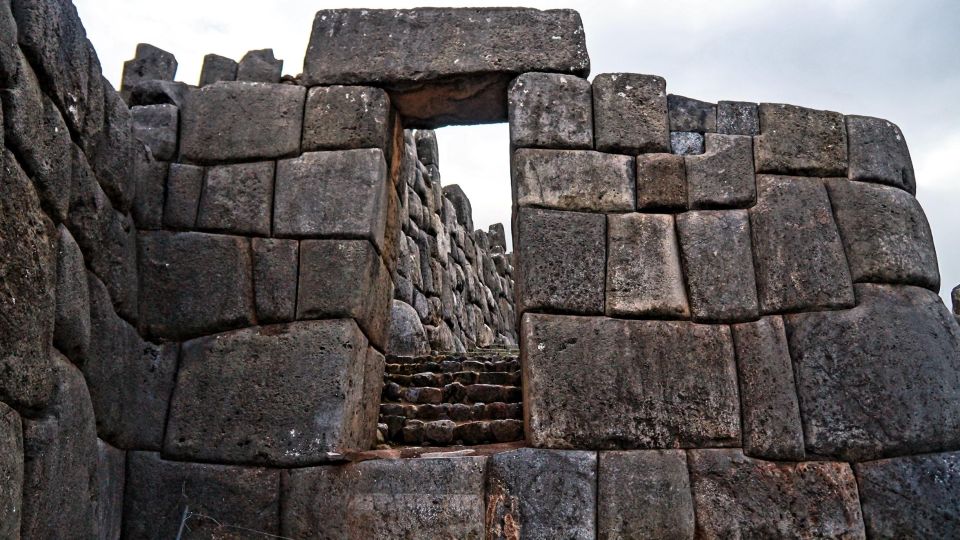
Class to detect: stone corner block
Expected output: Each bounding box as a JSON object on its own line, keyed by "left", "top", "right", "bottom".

{"left": 513, "top": 149, "right": 634, "bottom": 212}
{"left": 846, "top": 114, "right": 916, "bottom": 194}
{"left": 593, "top": 73, "right": 670, "bottom": 154}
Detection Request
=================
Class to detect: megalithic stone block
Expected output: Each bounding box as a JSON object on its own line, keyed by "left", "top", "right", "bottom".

{"left": 120, "top": 43, "right": 177, "bottom": 97}
{"left": 131, "top": 145, "right": 169, "bottom": 230}
{"left": 199, "top": 53, "right": 237, "bottom": 86}
{"left": 593, "top": 73, "right": 670, "bottom": 154}
{"left": 196, "top": 161, "right": 275, "bottom": 236}
{"left": 513, "top": 149, "right": 635, "bottom": 212}
{"left": 130, "top": 103, "right": 179, "bottom": 161}
{"left": 636, "top": 153, "right": 687, "bottom": 211}
{"left": 668, "top": 94, "right": 717, "bottom": 133}
{"left": 716, "top": 100, "right": 759, "bottom": 135}
{"left": 508, "top": 72, "right": 594, "bottom": 149}
{"left": 162, "top": 162, "right": 204, "bottom": 229}
{"left": 53, "top": 225, "right": 92, "bottom": 361}
{"left": 0, "top": 402, "right": 23, "bottom": 539}
{"left": 236, "top": 48, "right": 282, "bottom": 83}
{"left": 754, "top": 103, "right": 848, "bottom": 176}
{"left": 303, "top": 85, "right": 393, "bottom": 153}
{"left": 846, "top": 114, "right": 916, "bottom": 194}
{"left": 303, "top": 8, "right": 590, "bottom": 128}
{"left": 127, "top": 79, "right": 190, "bottom": 109}
{"left": 94, "top": 439, "right": 124, "bottom": 540}
{"left": 685, "top": 133, "right": 756, "bottom": 209}
{"left": 251, "top": 238, "right": 299, "bottom": 323}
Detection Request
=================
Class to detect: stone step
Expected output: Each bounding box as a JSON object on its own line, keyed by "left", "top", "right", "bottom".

{"left": 381, "top": 401, "right": 522, "bottom": 422}
{"left": 385, "top": 358, "right": 520, "bottom": 375}
{"left": 382, "top": 382, "right": 522, "bottom": 405}
{"left": 379, "top": 418, "right": 524, "bottom": 446}
{"left": 385, "top": 370, "right": 521, "bottom": 387}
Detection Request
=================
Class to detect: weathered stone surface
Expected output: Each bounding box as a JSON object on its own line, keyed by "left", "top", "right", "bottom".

{"left": 755, "top": 103, "right": 848, "bottom": 176}
{"left": 415, "top": 129, "right": 439, "bottom": 167}
{"left": 131, "top": 103, "right": 178, "bottom": 161}
{"left": 0, "top": 1, "right": 17, "bottom": 89}
{"left": 274, "top": 149, "right": 390, "bottom": 248}
{"left": 717, "top": 100, "right": 759, "bottom": 135}
{"left": 846, "top": 115, "right": 915, "bottom": 194}
{"left": 180, "top": 81, "right": 305, "bottom": 163}
{"left": 750, "top": 175, "right": 855, "bottom": 313}
{"left": 284, "top": 456, "right": 487, "bottom": 538}
{"left": 252, "top": 238, "right": 298, "bottom": 323}
{"left": 0, "top": 149, "right": 57, "bottom": 411}
{"left": 670, "top": 131, "right": 704, "bottom": 155}
{"left": 516, "top": 208, "right": 605, "bottom": 314}
{"left": 676, "top": 210, "right": 759, "bottom": 322}
{"left": 826, "top": 178, "right": 939, "bottom": 289}
{"left": 731, "top": 316, "right": 805, "bottom": 460}
{"left": 954, "top": 284, "right": 960, "bottom": 318}
{"left": 165, "top": 320, "right": 378, "bottom": 465}
{"left": 131, "top": 145, "right": 169, "bottom": 229}
{"left": 513, "top": 149, "right": 635, "bottom": 212}
{"left": 606, "top": 213, "right": 689, "bottom": 317}
{"left": 668, "top": 94, "right": 716, "bottom": 132}
{"left": 121, "top": 43, "right": 177, "bottom": 95}
{"left": 162, "top": 162, "right": 203, "bottom": 228}
{"left": 124, "top": 451, "right": 280, "bottom": 539}
{"left": 685, "top": 133, "right": 756, "bottom": 209}
{"left": 786, "top": 284, "right": 960, "bottom": 461}
{"left": 636, "top": 153, "right": 687, "bottom": 211}
{"left": 594, "top": 73, "right": 670, "bottom": 154}
{"left": 508, "top": 72, "right": 593, "bottom": 149}
{"left": 488, "top": 223, "right": 507, "bottom": 252}
{"left": 486, "top": 448, "right": 596, "bottom": 540}
{"left": 389, "top": 300, "right": 431, "bottom": 357}
{"left": 86, "top": 82, "right": 136, "bottom": 212}
{"left": 297, "top": 239, "right": 393, "bottom": 350}
{"left": 522, "top": 314, "right": 740, "bottom": 448}
{"left": 303, "top": 85, "right": 392, "bottom": 153}
{"left": 443, "top": 184, "right": 474, "bottom": 231}
{"left": 127, "top": 79, "right": 189, "bottom": 108}
{"left": 855, "top": 451, "right": 960, "bottom": 538}
{"left": 598, "top": 450, "right": 695, "bottom": 540}
{"left": 21, "top": 353, "right": 98, "bottom": 539}
{"left": 236, "top": 48, "right": 282, "bottom": 83}
{"left": 303, "top": 8, "right": 589, "bottom": 127}
{"left": 54, "top": 225, "right": 91, "bottom": 361}
{"left": 85, "top": 273, "right": 178, "bottom": 450}
{"left": 689, "top": 449, "right": 865, "bottom": 539}
{"left": 196, "top": 161, "right": 274, "bottom": 235}
{"left": 0, "top": 402, "right": 22, "bottom": 539}
{"left": 95, "top": 439, "right": 124, "bottom": 540}
{"left": 199, "top": 53, "right": 237, "bottom": 86}
{"left": 137, "top": 231, "right": 255, "bottom": 340}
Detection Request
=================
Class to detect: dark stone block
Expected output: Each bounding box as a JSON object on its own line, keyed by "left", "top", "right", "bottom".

{"left": 164, "top": 320, "right": 379, "bottom": 466}
{"left": 717, "top": 100, "right": 759, "bottom": 135}
{"left": 513, "top": 149, "right": 635, "bottom": 212}
{"left": 251, "top": 238, "right": 298, "bottom": 323}
{"left": 123, "top": 451, "right": 280, "bottom": 539}
{"left": 515, "top": 208, "right": 605, "bottom": 315}
{"left": 755, "top": 103, "right": 848, "bottom": 176}
{"left": 137, "top": 231, "right": 255, "bottom": 340}
{"left": 95, "top": 439, "right": 124, "bottom": 540}
{"left": 593, "top": 73, "right": 670, "bottom": 154}
{"left": 443, "top": 184, "right": 474, "bottom": 231}
{"left": 303, "top": 85, "right": 392, "bottom": 153}
{"left": 826, "top": 178, "right": 939, "bottom": 290}
{"left": 127, "top": 79, "right": 189, "bottom": 108}
{"left": 668, "top": 94, "right": 717, "bottom": 132}
{"left": 236, "top": 48, "right": 282, "bottom": 83}
{"left": 180, "top": 81, "right": 305, "bottom": 164}
{"left": 131, "top": 145, "right": 169, "bottom": 230}
{"left": 162, "top": 163, "right": 203, "bottom": 229}
{"left": 0, "top": 403, "right": 22, "bottom": 538}
{"left": 685, "top": 133, "right": 756, "bottom": 209}
{"left": 855, "top": 451, "right": 960, "bottom": 538}
{"left": 0, "top": 1, "right": 16, "bottom": 89}
{"left": 676, "top": 210, "right": 759, "bottom": 322}
{"left": 196, "top": 161, "right": 274, "bottom": 235}
{"left": 131, "top": 104, "right": 178, "bottom": 161}
{"left": 486, "top": 448, "right": 596, "bottom": 540}
{"left": 388, "top": 300, "right": 430, "bottom": 357}
{"left": 670, "top": 131, "right": 704, "bottom": 155}
{"left": 785, "top": 284, "right": 960, "bottom": 461}
{"left": 53, "top": 225, "right": 91, "bottom": 361}
{"left": 508, "top": 72, "right": 593, "bottom": 149}
{"left": 522, "top": 314, "right": 740, "bottom": 449}
{"left": 750, "top": 175, "right": 854, "bottom": 313}
{"left": 846, "top": 115, "right": 916, "bottom": 194}
{"left": 689, "top": 449, "right": 864, "bottom": 538}
{"left": 303, "top": 8, "right": 589, "bottom": 127}
{"left": 598, "top": 450, "right": 694, "bottom": 540}
{"left": 731, "top": 316, "right": 805, "bottom": 460}
{"left": 636, "top": 153, "right": 687, "bottom": 211}
{"left": 199, "top": 53, "right": 237, "bottom": 86}
{"left": 120, "top": 43, "right": 177, "bottom": 95}
{"left": 606, "top": 213, "right": 689, "bottom": 317}
{"left": 415, "top": 129, "right": 439, "bottom": 167}
{"left": 86, "top": 80, "right": 136, "bottom": 212}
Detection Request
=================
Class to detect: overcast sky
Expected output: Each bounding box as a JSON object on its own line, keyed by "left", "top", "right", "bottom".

{"left": 75, "top": 0, "right": 960, "bottom": 307}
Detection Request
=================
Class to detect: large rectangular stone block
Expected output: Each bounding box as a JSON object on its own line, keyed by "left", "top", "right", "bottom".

{"left": 164, "top": 320, "right": 378, "bottom": 466}
{"left": 95, "top": 439, "right": 124, "bottom": 540}
{"left": 685, "top": 133, "right": 756, "bottom": 209}
{"left": 131, "top": 146, "right": 168, "bottom": 230}
{"left": 123, "top": 451, "right": 280, "bottom": 539}
{"left": 283, "top": 456, "right": 487, "bottom": 538}
{"left": 716, "top": 100, "right": 759, "bottom": 135}
{"left": 303, "top": 8, "right": 589, "bottom": 127}
{"left": 137, "top": 231, "right": 255, "bottom": 340}
{"left": 785, "top": 284, "right": 960, "bottom": 461}
{"left": 668, "top": 94, "right": 716, "bottom": 132}
{"left": 515, "top": 208, "right": 606, "bottom": 315}
{"left": 522, "top": 314, "right": 740, "bottom": 449}
{"left": 688, "top": 449, "right": 865, "bottom": 539}
{"left": 754, "top": 103, "right": 848, "bottom": 176}
{"left": 252, "top": 238, "right": 298, "bottom": 323}
{"left": 131, "top": 103, "right": 178, "bottom": 161}
{"left": 162, "top": 163, "right": 204, "bottom": 228}
{"left": 508, "top": 72, "right": 593, "bottom": 149}
{"left": 486, "top": 448, "right": 596, "bottom": 540}
{"left": 593, "top": 73, "right": 670, "bottom": 154}
{"left": 846, "top": 115, "right": 915, "bottom": 194}
{"left": 636, "top": 153, "right": 687, "bottom": 211}
{"left": 303, "top": 85, "right": 393, "bottom": 153}
{"left": 0, "top": 402, "right": 22, "bottom": 539}
{"left": 196, "top": 161, "right": 274, "bottom": 236}
{"left": 513, "top": 149, "right": 634, "bottom": 212}
{"left": 54, "top": 225, "right": 92, "bottom": 361}
{"left": 179, "top": 81, "right": 305, "bottom": 164}
{"left": 750, "top": 175, "right": 855, "bottom": 312}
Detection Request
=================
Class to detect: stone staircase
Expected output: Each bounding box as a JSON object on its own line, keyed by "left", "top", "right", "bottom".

{"left": 378, "top": 350, "right": 524, "bottom": 447}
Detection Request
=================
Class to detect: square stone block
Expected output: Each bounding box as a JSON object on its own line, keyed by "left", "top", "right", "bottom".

{"left": 164, "top": 320, "right": 378, "bottom": 466}
{"left": 513, "top": 149, "right": 634, "bottom": 212}
{"left": 283, "top": 456, "right": 487, "bottom": 538}
{"left": 668, "top": 94, "right": 716, "bottom": 132}
{"left": 676, "top": 210, "right": 759, "bottom": 322}
{"left": 606, "top": 213, "right": 689, "bottom": 318}
{"left": 237, "top": 49, "right": 282, "bottom": 83}
{"left": 303, "top": 85, "right": 393, "bottom": 153}
{"left": 196, "top": 161, "right": 274, "bottom": 236}
{"left": 163, "top": 163, "right": 204, "bottom": 229}
{"left": 636, "top": 153, "right": 687, "bottom": 211}
{"left": 522, "top": 314, "right": 740, "bottom": 449}
{"left": 785, "top": 284, "right": 960, "bottom": 461}
{"left": 252, "top": 238, "right": 298, "bottom": 323}
{"left": 717, "top": 100, "right": 759, "bottom": 135}
{"left": 199, "top": 53, "right": 237, "bottom": 86}
{"left": 297, "top": 239, "right": 392, "bottom": 351}
{"left": 750, "top": 175, "right": 854, "bottom": 313}
{"left": 508, "top": 72, "right": 593, "bottom": 149}
{"left": 846, "top": 115, "right": 915, "bottom": 194}
{"left": 826, "top": 178, "right": 939, "bottom": 290}
{"left": 515, "top": 208, "right": 605, "bottom": 315}
{"left": 754, "top": 103, "right": 848, "bottom": 176}
{"left": 274, "top": 149, "right": 389, "bottom": 251}
{"left": 179, "top": 81, "right": 305, "bottom": 164}
{"left": 130, "top": 104, "right": 178, "bottom": 161}
{"left": 593, "top": 73, "right": 670, "bottom": 154}
{"left": 685, "top": 133, "right": 756, "bottom": 209}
